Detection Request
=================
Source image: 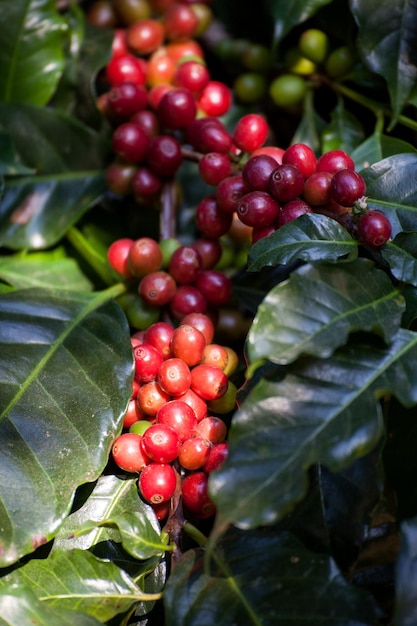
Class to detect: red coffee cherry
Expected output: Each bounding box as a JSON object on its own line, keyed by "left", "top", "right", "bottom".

{"left": 142, "top": 423, "right": 181, "bottom": 463}
{"left": 177, "top": 387, "right": 208, "bottom": 422}
{"left": 106, "top": 53, "right": 146, "bottom": 86}
{"left": 139, "top": 271, "right": 177, "bottom": 306}
{"left": 182, "top": 471, "right": 216, "bottom": 518}
{"left": 330, "top": 169, "right": 366, "bottom": 206}
{"left": 194, "top": 269, "right": 232, "bottom": 307}
{"left": 156, "top": 399, "right": 198, "bottom": 441}
{"left": 268, "top": 163, "right": 305, "bottom": 203}
{"left": 303, "top": 171, "right": 333, "bottom": 206}
{"left": 203, "top": 441, "right": 229, "bottom": 473}
{"left": 134, "top": 343, "right": 163, "bottom": 383}
{"left": 162, "top": 3, "right": 199, "bottom": 41}
{"left": 179, "top": 437, "right": 211, "bottom": 470}
{"left": 158, "top": 87, "right": 197, "bottom": 130}
{"left": 139, "top": 463, "right": 177, "bottom": 504}
{"left": 169, "top": 285, "right": 207, "bottom": 320}
{"left": 242, "top": 154, "right": 278, "bottom": 192}
{"left": 357, "top": 211, "right": 392, "bottom": 248}
{"left": 197, "top": 81, "right": 232, "bottom": 117}
{"left": 232, "top": 113, "right": 269, "bottom": 153}
{"left": 190, "top": 363, "right": 228, "bottom": 401}
{"left": 187, "top": 117, "right": 233, "bottom": 154}
{"left": 198, "top": 152, "right": 232, "bottom": 186}
{"left": 125, "top": 18, "right": 165, "bottom": 55}
{"left": 143, "top": 321, "right": 174, "bottom": 359}
{"left": 107, "top": 238, "right": 134, "bottom": 279}
{"left": 180, "top": 312, "right": 215, "bottom": 344}
{"left": 136, "top": 381, "right": 171, "bottom": 417}
{"left": 174, "top": 59, "right": 210, "bottom": 93}
{"left": 112, "top": 123, "right": 150, "bottom": 164}
{"left": 282, "top": 143, "right": 317, "bottom": 179}
{"left": 316, "top": 149, "right": 355, "bottom": 174}
{"left": 168, "top": 245, "right": 203, "bottom": 284}
{"left": 171, "top": 324, "right": 206, "bottom": 366}
{"left": 146, "top": 135, "right": 183, "bottom": 178}
{"left": 237, "top": 190, "right": 280, "bottom": 228}
{"left": 195, "top": 416, "right": 227, "bottom": 444}
{"left": 112, "top": 433, "right": 151, "bottom": 473}
{"left": 216, "top": 175, "right": 247, "bottom": 214}
{"left": 128, "top": 237, "right": 163, "bottom": 278}
{"left": 157, "top": 358, "right": 192, "bottom": 396}
{"left": 107, "top": 82, "right": 148, "bottom": 121}
{"left": 195, "top": 195, "right": 233, "bottom": 238}
{"left": 132, "top": 167, "right": 163, "bottom": 200}
{"left": 277, "top": 199, "right": 313, "bottom": 227}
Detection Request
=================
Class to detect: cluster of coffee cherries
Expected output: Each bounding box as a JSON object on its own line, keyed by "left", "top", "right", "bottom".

{"left": 225, "top": 142, "right": 392, "bottom": 248}
{"left": 111, "top": 311, "right": 236, "bottom": 521}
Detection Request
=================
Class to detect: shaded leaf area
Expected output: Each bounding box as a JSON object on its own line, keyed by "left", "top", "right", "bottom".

{"left": 0, "top": 586, "right": 103, "bottom": 626}
{"left": 352, "top": 132, "right": 417, "bottom": 172}
{"left": 380, "top": 233, "right": 417, "bottom": 287}
{"left": 362, "top": 154, "right": 417, "bottom": 237}
{"left": 0, "top": 0, "right": 68, "bottom": 106}
{"left": 394, "top": 517, "right": 417, "bottom": 625}
{"left": 264, "top": 0, "right": 334, "bottom": 46}
{"left": 0, "top": 104, "right": 110, "bottom": 174}
{"left": 0, "top": 173, "right": 105, "bottom": 250}
{"left": 248, "top": 213, "right": 357, "bottom": 271}
{"left": 164, "top": 530, "right": 377, "bottom": 626}
{"left": 0, "top": 247, "right": 93, "bottom": 291}
{"left": 321, "top": 99, "right": 365, "bottom": 155}
{"left": 0, "top": 549, "right": 150, "bottom": 622}
{"left": 351, "top": 0, "right": 417, "bottom": 123}
{"left": 210, "top": 329, "right": 417, "bottom": 530}
{"left": 0, "top": 288, "right": 134, "bottom": 566}
{"left": 247, "top": 259, "right": 404, "bottom": 365}
{"left": 0, "top": 132, "right": 34, "bottom": 176}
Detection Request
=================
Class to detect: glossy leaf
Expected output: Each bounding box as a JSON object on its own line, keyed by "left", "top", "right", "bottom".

{"left": 362, "top": 154, "right": 417, "bottom": 237}
{"left": 0, "top": 586, "right": 103, "bottom": 626}
{"left": 265, "top": 0, "right": 334, "bottom": 45}
{"left": 394, "top": 518, "right": 417, "bottom": 625}
{"left": 380, "top": 233, "right": 417, "bottom": 287}
{"left": 351, "top": 0, "right": 417, "bottom": 123}
{"left": 248, "top": 213, "right": 357, "bottom": 271}
{"left": 0, "top": 248, "right": 93, "bottom": 290}
{"left": 351, "top": 132, "right": 417, "bottom": 172}
{"left": 247, "top": 259, "right": 405, "bottom": 365}
{"left": 0, "top": 288, "right": 134, "bottom": 566}
{"left": 164, "top": 530, "right": 377, "bottom": 626}
{"left": 0, "top": 132, "right": 34, "bottom": 176}
{"left": 210, "top": 329, "right": 417, "bottom": 530}
{"left": 0, "top": 0, "right": 68, "bottom": 105}
{"left": 0, "top": 549, "right": 150, "bottom": 622}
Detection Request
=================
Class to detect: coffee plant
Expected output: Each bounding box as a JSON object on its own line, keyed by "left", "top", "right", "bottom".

{"left": 2, "top": 0, "right": 417, "bottom": 623}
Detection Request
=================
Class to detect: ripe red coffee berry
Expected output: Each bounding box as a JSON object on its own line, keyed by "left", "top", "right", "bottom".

{"left": 277, "top": 199, "right": 313, "bottom": 227}
{"left": 112, "top": 433, "right": 151, "bottom": 473}
{"left": 187, "top": 117, "right": 233, "bottom": 154}
{"left": 139, "top": 271, "right": 177, "bottom": 306}
{"left": 142, "top": 423, "right": 180, "bottom": 463}
{"left": 158, "top": 87, "right": 197, "bottom": 130}
{"left": 191, "top": 363, "right": 228, "bottom": 401}
{"left": 136, "top": 381, "right": 171, "bottom": 417}
{"left": 106, "top": 53, "right": 146, "bottom": 86}
{"left": 107, "top": 238, "right": 134, "bottom": 279}
{"left": 233, "top": 113, "right": 269, "bottom": 153}
{"left": 203, "top": 441, "right": 229, "bottom": 473}
{"left": 316, "top": 149, "right": 355, "bottom": 173}
{"left": 268, "top": 163, "right": 305, "bottom": 202}
{"left": 242, "top": 154, "right": 278, "bottom": 191}
{"left": 128, "top": 237, "right": 163, "bottom": 278}
{"left": 194, "top": 269, "right": 232, "bottom": 307}
{"left": 182, "top": 471, "right": 216, "bottom": 518}
{"left": 157, "top": 399, "right": 198, "bottom": 441}
{"left": 178, "top": 387, "right": 208, "bottom": 422}
{"left": 195, "top": 195, "right": 233, "bottom": 238}
{"left": 195, "top": 416, "right": 227, "bottom": 443}
{"left": 162, "top": 3, "right": 199, "bottom": 41}
{"left": 330, "top": 169, "right": 366, "bottom": 206}
{"left": 169, "top": 285, "right": 207, "bottom": 320}
{"left": 357, "top": 211, "right": 392, "bottom": 247}
{"left": 157, "top": 358, "right": 192, "bottom": 396}
{"left": 134, "top": 343, "right": 163, "bottom": 383}
{"left": 112, "top": 123, "right": 150, "bottom": 164}
{"left": 216, "top": 175, "right": 247, "bottom": 214}
{"left": 139, "top": 463, "right": 177, "bottom": 504}
{"left": 174, "top": 59, "right": 210, "bottom": 93}
{"left": 303, "top": 171, "right": 333, "bottom": 206}
{"left": 179, "top": 437, "right": 211, "bottom": 470}
{"left": 107, "top": 82, "right": 148, "bottom": 120}
{"left": 237, "top": 190, "right": 280, "bottom": 228}
{"left": 146, "top": 135, "right": 183, "bottom": 178}
{"left": 168, "top": 245, "right": 203, "bottom": 284}
{"left": 282, "top": 143, "right": 317, "bottom": 179}
{"left": 198, "top": 152, "right": 232, "bottom": 186}
{"left": 143, "top": 321, "right": 175, "bottom": 359}
{"left": 125, "top": 18, "right": 164, "bottom": 56}
{"left": 197, "top": 81, "right": 232, "bottom": 117}
{"left": 171, "top": 324, "right": 206, "bottom": 366}
{"left": 180, "top": 312, "right": 215, "bottom": 344}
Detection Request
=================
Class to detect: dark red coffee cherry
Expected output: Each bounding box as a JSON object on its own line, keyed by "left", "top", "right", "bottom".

{"left": 330, "top": 169, "right": 366, "bottom": 206}
{"left": 112, "top": 123, "right": 150, "bottom": 164}
{"left": 187, "top": 117, "right": 232, "bottom": 154}
{"left": 303, "top": 171, "right": 333, "bottom": 206}
{"left": 216, "top": 175, "right": 247, "bottom": 214}
{"left": 237, "top": 190, "right": 280, "bottom": 228}
{"left": 146, "top": 135, "right": 183, "bottom": 177}
{"left": 242, "top": 154, "right": 278, "bottom": 191}
{"left": 158, "top": 87, "right": 197, "bottom": 130}
{"left": 282, "top": 143, "right": 317, "bottom": 179}
{"left": 357, "top": 211, "right": 392, "bottom": 248}
{"left": 316, "top": 149, "right": 355, "bottom": 174}
{"left": 277, "top": 199, "right": 313, "bottom": 227}
{"left": 268, "top": 163, "right": 305, "bottom": 203}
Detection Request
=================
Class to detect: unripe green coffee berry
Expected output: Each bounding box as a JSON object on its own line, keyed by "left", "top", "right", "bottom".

{"left": 285, "top": 48, "right": 316, "bottom": 76}
{"left": 233, "top": 72, "right": 267, "bottom": 103}
{"left": 242, "top": 44, "right": 272, "bottom": 72}
{"left": 299, "top": 29, "right": 329, "bottom": 64}
{"left": 325, "top": 46, "right": 355, "bottom": 78}
{"left": 269, "top": 74, "right": 307, "bottom": 108}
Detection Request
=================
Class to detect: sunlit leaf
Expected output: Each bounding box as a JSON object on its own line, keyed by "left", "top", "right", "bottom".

{"left": 0, "top": 549, "right": 151, "bottom": 622}
{"left": 0, "top": 288, "right": 134, "bottom": 565}
{"left": 0, "top": 0, "right": 68, "bottom": 105}
{"left": 247, "top": 259, "right": 405, "bottom": 364}
{"left": 351, "top": 0, "right": 417, "bottom": 124}
{"left": 248, "top": 213, "right": 357, "bottom": 271}
{"left": 164, "top": 530, "right": 377, "bottom": 626}
{"left": 211, "top": 329, "right": 417, "bottom": 530}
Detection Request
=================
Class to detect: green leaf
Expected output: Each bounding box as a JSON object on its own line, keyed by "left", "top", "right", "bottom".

{"left": 265, "top": 0, "right": 334, "bottom": 46}
{"left": 247, "top": 259, "right": 405, "bottom": 365}
{"left": 0, "top": 0, "right": 68, "bottom": 105}
{"left": 210, "top": 329, "right": 417, "bottom": 529}
{"left": 0, "top": 288, "right": 134, "bottom": 566}
{"left": 321, "top": 99, "right": 365, "bottom": 154}
{"left": 248, "top": 213, "right": 357, "bottom": 271}
{"left": 0, "top": 173, "right": 106, "bottom": 250}
{"left": 164, "top": 530, "right": 377, "bottom": 626}
{"left": 394, "top": 518, "right": 417, "bottom": 625}
{"left": 0, "top": 549, "right": 151, "bottom": 622}
{"left": 351, "top": 132, "right": 417, "bottom": 172}
{"left": 362, "top": 154, "right": 417, "bottom": 236}
{"left": 380, "top": 233, "right": 417, "bottom": 287}
{"left": 351, "top": 0, "right": 417, "bottom": 124}
{"left": 0, "top": 104, "right": 110, "bottom": 174}
{"left": 0, "top": 586, "right": 103, "bottom": 626}
{"left": 0, "top": 248, "right": 94, "bottom": 290}
{"left": 0, "top": 132, "right": 34, "bottom": 176}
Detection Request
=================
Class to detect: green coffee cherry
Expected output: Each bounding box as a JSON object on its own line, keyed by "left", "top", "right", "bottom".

{"left": 242, "top": 44, "right": 272, "bottom": 72}
{"left": 125, "top": 294, "right": 160, "bottom": 329}
{"left": 299, "top": 29, "right": 329, "bottom": 64}
{"left": 325, "top": 46, "right": 355, "bottom": 78}
{"left": 269, "top": 74, "right": 307, "bottom": 108}
{"left": 233, "top": 72, "right": 267, "bottom": 103}
{"left": 285, "top": 48, "right": 316, "bottom": 76}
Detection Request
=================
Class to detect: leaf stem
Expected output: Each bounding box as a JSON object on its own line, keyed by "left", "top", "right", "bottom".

{"left": 66, "top": 226, "right": 120, "bottom": 286}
